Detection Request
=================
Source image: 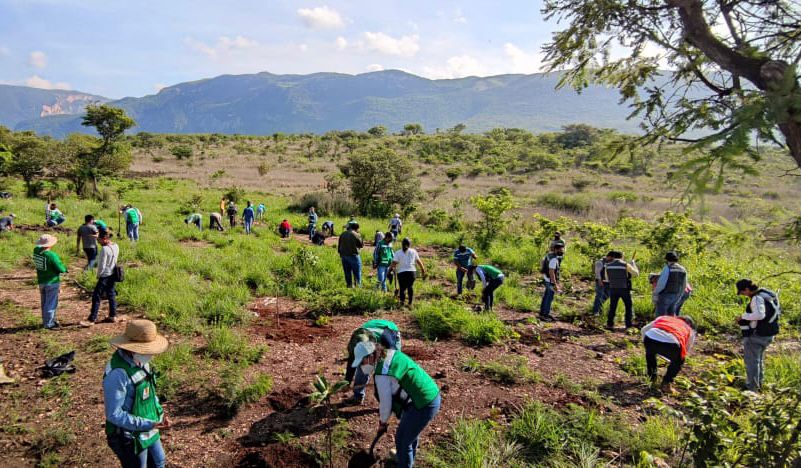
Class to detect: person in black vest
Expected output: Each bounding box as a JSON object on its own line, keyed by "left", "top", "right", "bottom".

{"left": 592, "top": 252, "right": 613, "bottom": 316}
{"left": 653, "top": 251, "right": 687, "bottom": 316}
{"left": 736, "top": 279, "right": 781, "bottom": 391}
{"left": 539, "top": 243, "right": 565, "bottom": 322}
{"left": 604, "top": 251, "right": 639, "bottom": 330}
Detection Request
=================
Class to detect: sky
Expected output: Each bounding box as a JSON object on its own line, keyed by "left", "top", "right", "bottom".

{"left": 0, "top": 0, "right": 555, "bottom": 98}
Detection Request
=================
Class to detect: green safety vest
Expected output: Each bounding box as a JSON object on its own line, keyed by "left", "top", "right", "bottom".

{"left": 376, "top": 350, "right": 439, "bottom": 417}
{"left": 479, "top": 264, "right": 502, "bottom": 280}
{"left": 376, "top": 243, "right": 394, "bottom": 266}
{"left": 126, "top": 209, "right": 140, "bottom": 224}
{"left": 104, "top": 352, "right": 163, "bottom": 453}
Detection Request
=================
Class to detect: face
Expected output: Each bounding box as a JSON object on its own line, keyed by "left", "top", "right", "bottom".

{"left": 459, "top": 246, "right": 466, "bottom": 252}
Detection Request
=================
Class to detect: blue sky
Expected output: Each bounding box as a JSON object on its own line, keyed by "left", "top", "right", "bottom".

{"left": 0, "top": 0, "right": 554, "bottom": 98}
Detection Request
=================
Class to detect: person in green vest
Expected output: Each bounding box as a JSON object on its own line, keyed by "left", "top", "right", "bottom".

{"left": 475, "top": 265, "right": 504, "bottom": 312}
{"left": 33, "top": 234, "right": 67, "bottom": 329}
{"left": 345, "top": 319, "right": 402, "bottom": 404}
{"left": 352, "top": 341, "right": 441, "bottom": 468}
{"left": 373, "top": 232, "right": 395, "bottom": 292}
{"left": 104, "top": 319, "right": 171, "bottom": 468}
{"left": 122, "top": 204, "right": 142, "bottom": 241}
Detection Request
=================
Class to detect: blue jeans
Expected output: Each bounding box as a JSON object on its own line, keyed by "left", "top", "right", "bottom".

{"left": 482, "top": 275, "right": 504, "bottom": 311}
{"left": 89, "top": 276, "right": 117, "bottom": 322}
{"left": 341, "top": 255, "right": 362, "bottom": 288}
{"left": 107, "top": 432, "right": 166, "bottom": 468}
{"left": 376, "top": 265, "right": 390, "bottom": 291}
{"left": 455, "top": 267, "right": 474, "bottom": 294}
{"left": 592, "top": 283, "right": 609, "bottom": 315}
{"left": 244, "top": 219, "right": 253, "bottom": 234}
{"left": 84, "top": 247, "right": 98, "bottom": 270}
{"left": 127, "top": 222, "right": 140, "bottom": 241}
{"left": 39, "top": 283, "right": 60, "bottom": 328}
{"left": 540, "top": 281, "right": 555, "bottom": 316}
{"left": 352, "top": 366, "right": 370, "bottom": 399}
{"left": 308, "top": 223, "right": 316, "bottom": 240}
{"left": 675, "top": 290, "right": 691, "bottom": 315}
{"left": 47, "top": 218, "right": 65, "bottom": 227}
{"left": 656, "top": 292, "right": 681, "bottom": 316}
{"left": 743, "top": 334, "right": 774, "bottom": 391}
{"left": 396, "top": 393, "right": 441, "bottom": 468}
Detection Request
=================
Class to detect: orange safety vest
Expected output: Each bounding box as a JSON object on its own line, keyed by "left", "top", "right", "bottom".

{"left": 652, "top": 316, "right": 692, "bottom": 359}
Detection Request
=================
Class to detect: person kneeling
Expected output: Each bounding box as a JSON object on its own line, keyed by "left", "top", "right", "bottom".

{"left": 641, "top": 315, "right": 696, "bottom": 393}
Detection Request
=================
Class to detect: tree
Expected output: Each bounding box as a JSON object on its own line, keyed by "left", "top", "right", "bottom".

{"left": 555, "top": 124, "right": 600, "bottom": 149}
{"left": 542, "top": 0, "right": 801, "bottom": 176}
{"left": 81, "top": 104, "right": 136, "bottom": 195}
{"left": 339, "top": 148, "right": 421, "bottom": 216}
{"left": 9, "top": 134, "right": 51, "bottom": 196}
{"left": 402, "top": 123, "right": 424, "bottom": 136}
{"left": 367, "top": 125, "right": 388, "bottom": 137}
{"left": 170, "top": 145, "right": 193, "bottom": 160}
{"left": 56, "top": 133, "right": 102, "bottom": 196}
{"left": 470, "top": 188, "right": 517, "bottom": 250}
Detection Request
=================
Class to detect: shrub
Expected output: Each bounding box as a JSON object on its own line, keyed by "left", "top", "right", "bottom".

{"left": 571, "top": 178, "right": 593, "bottom": 191}
{"left": 290, "top": 191, "right": 356, "bottom": 217}
{"left": 218, "top": 365, "right": 273, "bottom": 414}
{"left": 206, "top": 327, "right": 265, "bottom": 364}
{"left": 426, "top": 420, "right": 526, "bottom": 468}
{"left": 607, "top": 191, "right": 638, "bottom": 203}
{"left": 414, "top": 299, "right": 509, "bottom": 345}
{"left": 170, "top": 145, "right": 193, "bottom": 160}
{"left": 154, "top": 342, "right": 196, "bottom": 401}
{"left": 462, "top": 356, "right": 540, "bottom": 384}
{"left": 537, "top": 193, "right": 591, "bottom": 213}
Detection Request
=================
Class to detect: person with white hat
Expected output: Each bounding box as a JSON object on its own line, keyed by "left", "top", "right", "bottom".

{"left": 388, "top": 213, "right": 403, "bottom": 238}
{"left": 32, "top": 234, "right": 67, "bottom": 329}
{"left": 352, "top": 341, "right": 440, "bottom": 468}
{"left": 104, "top": 319, "right": 170, "bottom": 468}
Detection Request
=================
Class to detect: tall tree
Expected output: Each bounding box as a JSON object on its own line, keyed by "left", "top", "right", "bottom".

{"left": 542, "top": 0, "right": 801, "bottom": 175}
{"left": 339, "top": 148, "right": 421, "bottom": 215}
{"left": 10, "top": 134, "right": 51, "bottom": 196}
{"left": 80, "top": 104, "right": 136, "bottom": 195}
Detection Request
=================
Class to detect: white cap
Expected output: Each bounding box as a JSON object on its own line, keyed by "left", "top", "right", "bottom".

{"left": 351, "top": 341, "right": 376, "bottom": 368}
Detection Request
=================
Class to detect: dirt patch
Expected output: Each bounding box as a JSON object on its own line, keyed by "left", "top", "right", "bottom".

{"left": 253, "top": 318, "right": 335, "bottom": 344}
{"left": 249, "top": 297, "right": 307, "bottom": 319}
{"left": 179, "top": 239, "right": 213, "bottom": 248}
{"left": 237, "top": 444, "right": 317, "bottom": 468}
{"left": 402, "top": 344, "right": 437, "bottom": 361}
{"left": 14, "top": 223, "right": 73, "bottom": 234}
{"left": 267, "top": 387, "right": 310, "bottom": 411}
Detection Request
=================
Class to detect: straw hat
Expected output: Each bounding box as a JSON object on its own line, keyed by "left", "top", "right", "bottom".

{"left": 35, "top": 234, "right": 57, "bottom": 248}
{"left": 110, "top": 320, "right": 168, "bottom": 355}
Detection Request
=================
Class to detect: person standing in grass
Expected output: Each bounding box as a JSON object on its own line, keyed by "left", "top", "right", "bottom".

{"left": 345, "top": 319, "right": 402, "bottom": 405}
{"left": 184, "top": 213, "right": 202, "bottom": 230}
{"left": 736, "top": 279, "right": 781, "bottom": 391}
{"left": 81, "top": 231, "right": 121, "bottom": 326}
{"left": 605, "top": 251, "right": 639, "bottom": 330}
{"left": 592, "top": 252, "right": 612, "bottom": 316}
{"left": 641, "top": 315, "right": 696, "bottom": 393}
{"left": 307, "top": 207, "right": 318, "bottom": 241}
{"left": 476, "top": 264, "right": 504, "bottom": 312}
{"left": 256, "top": 202, "right": 266, "bottom": 221}
{"left": 550, "top": 231, "right": 566, "bottom": 251}
{"left": 654, "top": 251, "right": 687, "bottom": 316}
{"left": 33, "top": 234, "right": 67, "bottom": 330}
{"left": 539, "top": 243, "right": 565, "bottom": 322}
{"left": 219, "top": 197, "right": 226, "bottom": 217}
{"left": 337, "top": 221, "right": 364, "bottom": 287}
{"left": 104, "top": 319, "right": 171, "bottom": 468}
{"left": 77, "top": 215, "right": 99, "bottom": 271}
{"left": 123, "top": 205, "right": 142, "bottom": 242}
{"left": 373, "top": 232, "right": 395, "bottom": 292}
{"left": 351, "top": 341, "right": 441, "bottom": 468}
{"left": 46, "top": 203, "right": 66, "bottom": 227}
{"left": 453, "top": 243, "right": 477, "bottom": 295}
{"left": 242, "top": 201, "right": 255, "bottom": 235}
{"left": 391, "top": 238, "right": 426, "bottom": 306}
{"left": 226, "top": 201, "right": 238, "bottom": 228}
{"left": 388, "top": 213, "right": 403, "bottom": 238}
{"left": 209, "top": 212, "right": 224, "bottom": 231}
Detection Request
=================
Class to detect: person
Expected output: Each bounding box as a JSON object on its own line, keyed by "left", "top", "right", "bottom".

{"left": 539, "top": 243, "right": 565, "bottom": 322}
{"left": 242, "top": 201, "right": 255, "bottom": 235}
{"left": 453, "top": 244, "right": 477, "bottom": 295}
{"left": 373, "top": 233, "right": 395, "bottom": 292}
{"left": 184, "top": 213, "right": 202, "bottom": 231}
{"left": 736, "top": 279, "right": 781, "bottom": 391}
{"left": 391, "top": 238, "right": 425, "bottom": 306}
{"left": 337, "top": 221, "right": 364, "bottom": 287}
{"left": 307, "top": 207, "right": 318, "bottom": 241}
{"left": 476, "top": 264, "right": 504, "bottom": 312}
{"left": 374, "top": 230, "right": 385, "bottom": 246}
{"left": 388, "top": 214, "right": 403, "bottom": 237}
{"left": 345, "top": 319, "right": 402, "bottom": 404}
{"left": 321, "top": 220, "right": 335, "bottom": 237}
{"left": 592, "top": 252, "right": 612, "bottom": 316}
{"left": 278, "top": 219, "right": 292, "bottom": 238}
{"left": 209, "top": 212, "right": 225, "bottom": 231}
{"left": 0, "top": 213, "right": 16, "bottom": 231}
{"left": 123, "top": 205, "right": 142, "bottom": 242}
{"left": 256, "top": 203, "right": 266, "bottom": 221}
{"left": 46, "top": 203, "right": 66, "bottom": 227}
{"left": 81, "top": 232, "right": 121, "bottom": 326}
{"left": 77, "top": 215, "right": 100, "bottom": 271}
{"left": 219, "top": 198, "right": 226, "bottom": 217}
{"left": 311, "top": 231, "right": 326, "bottom": 246}
{"left": 351, "top": 341, "right": 440, "bottom": 468}
{"left": 641, "top": 315, "right": 696, "bottom": 393}
{"left": 95, "top": 219, "right": 109, "bottom": 236}
{"left": 226, "top": 201, "right": 238, "bottom": 228}
{"left": 604, "top": 251, "right": 640, "bottom": 330}
{"left": 654, "top": 251, "right": 687, "bottom": 316}
{"left": 675, "top": 282, "right": 693, "bottom": 315}
{"left": 104, "top": 319, "right": 170, "bottom": 468}
{"left": 32, "top": 234, "right": 67, "bottom": 329}
{"left": 549, "top": 231, "right": 566, "bottom": 251}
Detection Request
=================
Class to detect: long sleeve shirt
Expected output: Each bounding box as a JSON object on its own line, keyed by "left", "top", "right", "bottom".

{"left": 594, "top": 260, "right": 606, "bottom": 282}
{"left": 337, "top": 230, "right": 363, "bottom": 256}
{"left": 741, "top": 295, "right": 766, "bottom": 329}
{"left": 103, "top": 351, "right": 159, "bottom": 432}
{"left": 96, "top": 243, "right": 119, "bottom": 278}
{"left": 653, "top": 264, "right": 683, "bottom": 294}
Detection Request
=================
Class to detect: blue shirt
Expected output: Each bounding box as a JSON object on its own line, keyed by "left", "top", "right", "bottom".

{"left": 257, "top": 204, "right": 265, "bottom": 213}
{"left": 243, "top": 207, "right": 255, "bottom": 221}
{"left": 453, "top": 248, "right": 475, "bottom": 268}
{"left": 103, "top": 350, "right": 158, "bottom": 432}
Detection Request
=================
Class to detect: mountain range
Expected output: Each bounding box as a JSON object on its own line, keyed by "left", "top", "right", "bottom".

{"left": 3, "top": 71, "right": 641, "bottom": 137}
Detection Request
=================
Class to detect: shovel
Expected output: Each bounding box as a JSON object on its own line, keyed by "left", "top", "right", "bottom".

{"left": 348, "top": 425, "right": 388, "bottom": 468}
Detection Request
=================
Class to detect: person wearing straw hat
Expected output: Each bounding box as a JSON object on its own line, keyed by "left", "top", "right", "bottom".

{"left": 32, "top": 234, "right": 67, "bottom": 329}
{"left": 104, "top": 319, "right": 170, "bottom": 468}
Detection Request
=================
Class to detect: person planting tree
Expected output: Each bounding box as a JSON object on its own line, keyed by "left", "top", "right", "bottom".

{"left": 475, "top": 264, "right": 504, "bottom": 312}
{"left": 453, "top": 243, "right": 477, "bottom": 296}
{"left": 641, "top": 315, "right": 696, "bottom": 394}
{"left": 184, "top": 213, "right": 202, "bottom": 231}
{"left": 122, "top": 204, "right": 142, "bottom": 242}
{"left": 344, "top": 319, "right": 402, "bottom": 405}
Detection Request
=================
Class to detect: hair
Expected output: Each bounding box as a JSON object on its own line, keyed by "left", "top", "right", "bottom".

{"left": 402, "top": 237, "right": 411, "bottom": 250}
{"left": 350, "top": 222, "right": 360, "bottom": 231}
{"left": 665, "top": 251, "right": 679, "bottom": 262}
{"left": 50, "top": 203, "right": 57, "bottom": 209}
{"left": 736, "top": 278, "right": 758, "bottom": 292}
{"left": 99, "top": 231, "right": 112, "bottom": 240}
{"left": 610, "top": 250, "right": 624, "bottom": 259}
{"left": 554, "top": 231, "right": 562, "bottom": 239}
{"left": 247, "top": 200, "right": 252, "bottom": 206}
{"left": 384, "top": 232, "right": 394, "bottom": 242}
{"left": 85, "top": 214, "right": 94, "bottom": 223}
{"left": 678, "top": 315, "right": 696, "bottom": 329}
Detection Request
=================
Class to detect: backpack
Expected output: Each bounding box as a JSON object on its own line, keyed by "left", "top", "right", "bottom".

{"left": 377, "top": 244, "right": 394, "bottom": 266}
{"left": 540, "top": 254, "right": 555, "bottom": 275}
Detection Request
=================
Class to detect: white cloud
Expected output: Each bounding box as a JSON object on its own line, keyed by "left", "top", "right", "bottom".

{"left": 453, "top": 9, "right": 467, "bottom": 24}
{"left": 503, "top": 43, "right": 541, "bottom": 74}
{"left": 25, "top": 75, "right": 70, "bottom": 90}
{"left": 28, "top": 51, "right": 47, "bottom": 69}
{"left": 335, "top": 36, "right": 348, "bottom": 50}
{"left": 153, "top": 83, "right": 166, "bottom": 92}
{"left": 366, "top": 63, "right": 384, "bottom": 72}
{"left": 297, "top": 6, "right": 345, "bottom": 29}
{"left": 185, "top": 35, "right": 258, "bottom": 59}
{"left": 363, "top": 32, "right": 420, "bottom": 57}
{"left": 422, "top": 55, "right": 485, "bottom": 79}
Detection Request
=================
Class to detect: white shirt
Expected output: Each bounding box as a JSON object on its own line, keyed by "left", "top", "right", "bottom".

{"left": 741, "top": 295, "right": 766, "bottom": 329}
{"left": 641, "top": 320, "right": 696, "bottom": 352}
{"left": 374, "top": 349, "right": 408, "bottom": 424}
{"left": 97, "top": 243, "right": 119, "bottom": 278}
{"left": 393, "top": 248, "right": 420, "bottom": 273}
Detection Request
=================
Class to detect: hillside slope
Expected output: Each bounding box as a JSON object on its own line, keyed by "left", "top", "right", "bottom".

{"left": 0, "top": 85, "right": 108, "bottom": 128}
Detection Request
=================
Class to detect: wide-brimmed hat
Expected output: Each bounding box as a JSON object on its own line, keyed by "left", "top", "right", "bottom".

{"left": 35, "top": 234, "right": 57, "bottom": 248}
{"left": 110, "top": 320, "right": 168, "bottom": 355}
{"left": 351, "top": 341, "right": 376, "bottom": 368}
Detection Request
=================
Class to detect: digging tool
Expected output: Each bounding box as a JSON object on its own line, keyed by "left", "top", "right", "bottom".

{"left": 369, "top": 424, "right": 388, "bottom": 458}
{"left": 347, "top": 424, "right": 388, "bottom": 468}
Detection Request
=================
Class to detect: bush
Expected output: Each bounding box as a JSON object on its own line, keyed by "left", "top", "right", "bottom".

{"left": 607, "top": 191, "right": 638, "bottom": 203}
{"left": 290, "top": 191, "right": 356, "bottom": 217}
{"left": 463, "top": 356, "right": 540, "bottom": 384}
{"left": 414, "top": 299, "right": 509, "bottom": 345}
{"left": 218, "top": 365, "right": 273, "bottom": 414}
{"left": 170, "top": 145, "right": 193, "bottom": 160}
{"left": 206, "top": 327, "right": 265, "bottom": 364}
{"left": 537, "top": 193, "right": 591, "bottom": 213}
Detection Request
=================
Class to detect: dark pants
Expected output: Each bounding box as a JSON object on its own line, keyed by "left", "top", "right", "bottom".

{"left": 228, "top": 214, "right": 236, "bottom": 227}
{"left": 84, "top": 247, "right": 98, "bottom": 270}
{"left": 107, "top": 432, "right": 166, "bottom": 468}
{"left": 398, "top": 271, "right": 416, "bottom": 305}
{"left": 482, "top": 276, "right": 504, "bottom": 311}
{"left": 279, "top": 227, "right": 290, "bottom": 238}
{"left": 608, "top": 288, "right": 633, "bottom": 328}
{"left": 644, "top": 336, "right": 684, "bottom": 384}
{"left": 455, "top": 267, "right": 474, "bottom": 294}
{"left": 210, "top": 217, "right": 224, "bottom": 231}
{"left": 89, "top": 276, "right": 117, "bottom": 322}
{"left": 540, "top": 281, "right": 555, "bottom": 317}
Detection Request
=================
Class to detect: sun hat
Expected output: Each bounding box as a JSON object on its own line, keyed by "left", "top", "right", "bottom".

{"left": 110, "top": 319, "right": 169, "bottom": 355}
{"left": 35, "top": 234, "right": 57, "bottom": 248}
{"left": 351, "top": 341, "right": 376, "bottom": 368}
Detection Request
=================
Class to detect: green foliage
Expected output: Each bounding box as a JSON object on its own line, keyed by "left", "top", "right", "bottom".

{"left": 339, "top": 147, "right": 421, "bottom": 216}
{"left": 153, "top": 342, "right": 196, "bottom": 401}
{"left": 218, "top": 365, "right": 273, "bottom": 413}
{"left": 427, "top": 420, "right": 526, "bottom": 468}
{"left": 414, "top": 299, "right": 509, "bottom": 345}
{"left": 206, "top": 327, "right": 265, "bottom": 364}
{"left": 462, "top": 356, "right": 541, "bottom": 384}
{"left": 291, "top": 191, "right": 355, "bottom": 217}
{"left": 537, "top": 193, "right": 591, "bottom": 213}
{"left": 643, "top": 211, "right": 711, "bottom": 256}
{"left": 470, "top": 187, "right": 516, "bottom": 250}
{"left": 556, "top": 124, "right": 601, "bottom": 149}
{"left": 170, "top": 145, "right": 193, "bottom": 160}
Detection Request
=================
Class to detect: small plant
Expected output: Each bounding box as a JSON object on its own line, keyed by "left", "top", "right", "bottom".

{"left": 309, "top": 375, "right": 350, "bottom": 468}
{"left": 83, "top": 334, "right": 111, "bottom": 353}
{"left": 314, "top": 315, "right": 331, "bottom": 327}
{"left": 218, "top": 365, "right": 273, "bottom": 414}
{"left": 463, "top": 356, "right": 540, "bottom": 385}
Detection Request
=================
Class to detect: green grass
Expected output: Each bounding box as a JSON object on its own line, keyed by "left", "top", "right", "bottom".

{"left": 206, "top": 326, "right": 265, "bottom": 364}
{"left": 462, "top": 356, "right": 541, "bottom": 385}
{"left": 426, "top": 420, "right": 526, "bottom": 468}
{"left": 414, "top": 299, "right": 510, "bottom": 345}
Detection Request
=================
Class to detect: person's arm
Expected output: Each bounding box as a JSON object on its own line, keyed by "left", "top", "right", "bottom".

{"left": 103, "top": 369, "right": 158, "bottom": 432}
{"left": 96, "top": 247, "right": 107, "bottom": 278}
{"left": 627, "top": 261, "right": 640, "bottom": 276}
{"left": 375, "top": 375, "right": 396, "bottom": 424}
{"left": 548, "top": 259, "right": 559, "bottom": 289}
{"left": 594, "top": 261, "right": 603, "bottom": 286}
{"left": 687, "top": 330, "right": 696, "bottom": 353}
{"left": 653, "top": 267, "right": 669, "bottom": 294}
{"left": 415, "top": 252, "right": 425, "bottom": 276}
{"left": 76, "top": 230, "right": 82, "bottom": 253}
{"left": 51, "top": 252, "right": 68, "bottom": 274}
{"left": 355, "top": 235, "right": 363, "bottom": 249}
{"left": 741, "top": 296, "right": 766, "bottom": 321}
{"left": 476, "top": 268, "right": 487, "bottom": 287}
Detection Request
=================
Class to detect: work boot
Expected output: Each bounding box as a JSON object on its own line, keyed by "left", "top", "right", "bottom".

{"left": 79, "top": 320, "right": 96, "bottom": 328}
{"left": 539, "top": 314, "right": 555, "bottom": 322}
{"left": 347, "top": 395, "right": 365, "bottom": 406}
{"left": 660, "top": 382, "right": 676, "bottom": 395}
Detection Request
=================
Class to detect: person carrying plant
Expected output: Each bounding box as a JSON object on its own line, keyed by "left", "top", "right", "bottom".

{"left": 32, "top": 234, "right": 67, "bottom": 329}
{"left": 391, "top": 238, "right": 426, "bottom": 306}
{"left": 476, "top": 264, "right": 504, "bottom": 312}
{"left": 242, "top": 201, "right": 255, "bottom": 235}
{"left": 77, "top": 214, "right": 100, "bottom": 271}
{"left": 351, "top": 341, "right": 440, "bottom": 468}
{"left": 307, "top": 206, "right": 318, "bottom": 241}
{"left": 641, "top": 315, "right": 696, "bottom": 393}
{"left": 123, "top": 205, "right": 142, "bottom": 241}
{"left": 592, "top": 252, "right": 612, "bottom": 316}
{"left": 539, "top": 243, "right": 565, "bottom": 322}
{"left": 81, "top": 231, "right": 121, "bottom": 326}
{"left": 104, "top": 320, "right": 171, "bottom": 468}
{"left": 46, "top": 203, "right": 66, "bottom": 227}
{"left": 345, "top": 319, "right": 402, "bottom": 405}
{"left": 604, "top": 250, "right": 639, "bottom": 330}
{"left": 653, "top": 251, "right": 687, "bottom": 316}
{"left": 184, "top": 213, "right": 202, "bottom": 230}
{"left": 226, "top": 201, "right": 238, "bottom": 228}
{"left": 736, "top": 279, "right": 781, "bottom": 391}
{"left": 209, "top": 212, "right": 224, "bottom": 231}
{"left": 373, "top": 232, "right": 395, "bottom": 292}
{"left": 337, "top": 221, "right": 364, "bottom": 287}
{"left": 278, "top": 219, "right": 292, "bottom": 238}
{"left": 388, "top": 213, "right": 403, "bottom": 237}
{"left": 453, "top": 243, "right": 477, "bottom": 295}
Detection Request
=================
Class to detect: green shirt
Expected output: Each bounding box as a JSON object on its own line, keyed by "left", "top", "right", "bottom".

{"left": 478, "top": 264, "right": 502, "bottom": 280}
{"left": 377, "top": 350, "right": 439, "bottom": 414}
{"left": 33, "top": 246, "right": 67, "bottom": 285}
